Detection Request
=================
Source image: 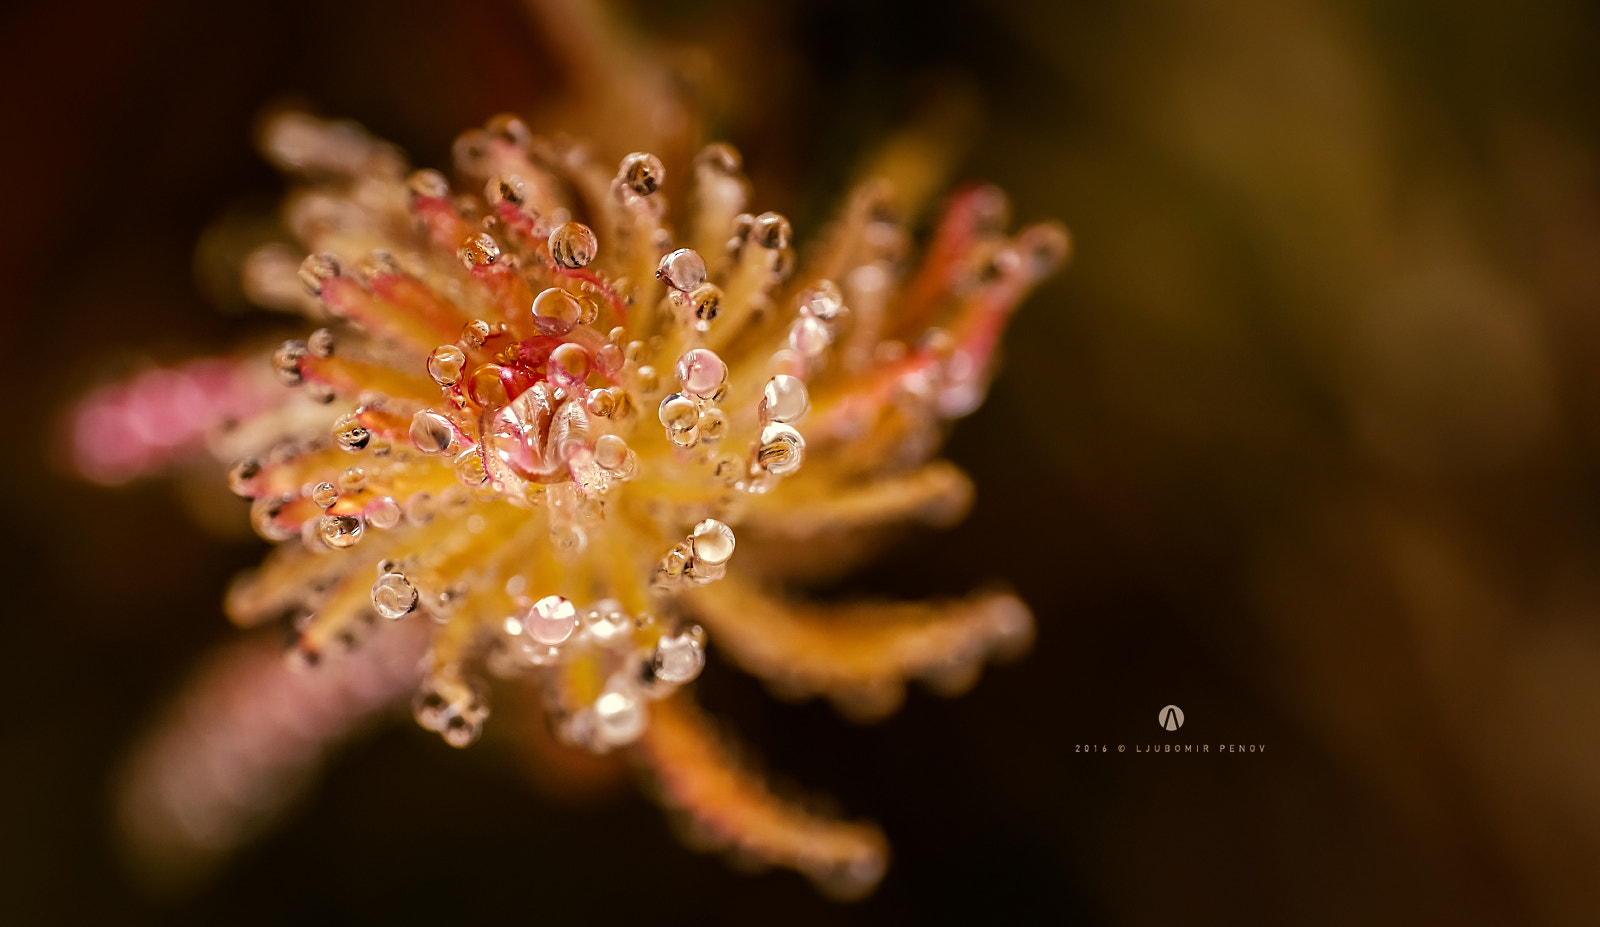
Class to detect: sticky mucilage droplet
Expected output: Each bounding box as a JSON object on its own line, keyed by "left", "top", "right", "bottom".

{"left": 371, "top": 572, "right": 418, "bottom": 620}
{"left": 618, "top": 152, "right": 665, "bottom": 197}
{"left": 532, "top": 287, "right": 582, "bottom": 336}
{"left": 656, "top": 248, "right": 707, "bottom": 292}
{"left": 548, "top": 222, "right": 598, "bottom": 269}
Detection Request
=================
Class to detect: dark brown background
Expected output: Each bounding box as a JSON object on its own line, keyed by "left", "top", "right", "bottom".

{"left": 4, "top": 0, "right": 1600, "bottom": 923}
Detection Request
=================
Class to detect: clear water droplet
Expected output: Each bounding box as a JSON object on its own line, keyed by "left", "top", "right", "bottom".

{"left": 310, "top": 481, "right": 338, "bottom": 509}
{"left": 593, "top": 685, "right": 645, "bottom": 746}
{"left": 427, "top": 344, "right": 467, "bottom": 386}
{"left": 658, "top": 393, "right": 699, "bottom": 431}
{"left": 459, "top": 319, "right": 492, "bottom": 348}
{"left": 410, "top": 410, "right": 455, "bottom": 454}
{"left": 468, "top": 364, "right": 510, "bottom": 408}
{"left": 319, "top": 513, "right": 364, "bottom": 548}
{"left": 548, "top": 342, "right": 591, "bottom": 386}
{"left": 307, "top": 328, "right": 336, "bottom": 358}
{"left": 371, "top": 572, "right": 418, "bottom": 619}
{"left": 674, "top": 348, "right": 727, "bottom": 398}
{"left": 760, "top": 374, "right": 809, "bottom": 423}
{"left": 484, "top": 113, "right": 532, "bottom": 149}
{"left": 365, "top": 495, "right": 402, "bottom": 529}
{"left": 337, "top": 466, "right": 366, "bottom": 494}
{"left": 695, "top": 142, "right": 741, "bottom": 175}
{"left": 656, "top": 248, "right": 707, "bottom": 292}
{"left": 690, "top": 518, "right": 735, "bottom": 565}
{"left": 688, "top": 283, "right": 722, "bottom": 328}
{"left": 532, "top": 287, "right": 582, "bottom": 336}
{"left": 454, "top": 448, "right": 488, "bottom": 486}
{"left": 228, "top": 457, "right": 261, "bottom": 497}
{"left": 800, "top": 281, "right": 845, "bottom": 322}
{"left": 750, "top": 211, "right": 792, "bottom": 250}
{"left": 297, "top": 253, "right": 341, "bottom": 296}
{"left": 756, "top": 422, "right": 805, "bottom": 475}
{"left": 407, "top": 169, "right": 450, "bottom": 199}
{"left": 524, "top": 594, "right": 578, "bottom": 645}
{"left": 697, "top": 406, "right": 726, "bottom": 440}
{"left": 619, "top": 152, "right": 664, "bottom": 196}
{"left": 594, "top": 433, "right": 629, "bottom": 470}
{"left": 789, "top": 315, "right": 831, "bottom": 357}
{"left": 272, "top": 339, "right": 308, "bottom": 385}
{"left": 333, "top": 413, "right": 371, "bottom": 452}
{"left": 653, "top": 627, "right": 706, "bottom": 684}
{"left": 585, "top": 387, "right": 618, "bottom": 417}
{"left": 485, "top": 173, "right": 527, "bottom": 208}
{"left": 548, "top": 221, "right": 598, "bottom": 269}
{"left": 585, "top": 600, "right": 633, "bottom": 645}
{"left": 458, "top": 232, "right": 501, "bottom": 267}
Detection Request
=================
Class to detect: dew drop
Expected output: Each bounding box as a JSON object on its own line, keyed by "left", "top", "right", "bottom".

{"left": 333, "top": 413, "right": 371, "bottom": 452}
{"left": 756, "top": 422, "right": 805, "bottom": 475}
{"left": 789, "top": 315, "right": 831, "bottom": 357}
{"left": 593, "top": 685, "right": 645, "bottom": 746}
{"left": 272, "top": 339, "right": 308, "bottom": 386}
{"left": 690, "top": 518, "right": 735, "bottom": 565}
{"left": 656, "top": 248, "right": 707, "bottom": 292}
{"left": 618, "top": 152, "right": 664, "bottom": 196}
{"left": 548, "top": 342, "right": 591, "bottom": 386}
{"left": 524, "top": 594, "right": 578, "bottom": 645}
{"left": 297, "top": 253, "right": 341, "bottom": 296}
{"left": 532, "top": 287, "right": 582, "bottom": 336}
{"left": 468, "top": 364, "right": 511, "bottom": 408}
{"left": 658, "top": 393, "right": 699, "bottom": 431}
{"left": 405, "top": 491, "right": 434, "bottom": 526}
{"left": 585, "top": 387, "right": 618, "bottom": 417}
{"left": 307, "top": 328, "right": 336, "bottom": 358}
{"left": 484, "top": 113, "right": 532, "bottom": 149}
{"left": 595, "top": 343, "right": 624, "bottom": 378}
{"left": 454, "top": 448, "right": 488, "bottom": 486}
{"left": 337, "top": 466, "right": 367, "bottom": 494}
{"left": 713, "top": 454, "right": 743, "bottom": 485}
{"left": 249, "top": 493, "right": 296, "bottom": 541}
{"left": 228, "top": 457, "right": 261, "bottom": 497}
{"left": 695, "top": 142, "right": 741, "bottom": 175}
{"left": 486, "top": 173, "right": 527, "bottom": 208}
{"left": 698, "top": 406, "right": 726, "bottom": 440}
{"left": 585, "top": 600, "right": 633, "bottom": 645}
{"left": 459, "top": 319, "right": 492, "bottom": 348}
{"left": 653, "top": 627, "right": 706, "bottom": 684}
{"left": 407, "top": 169, "right": 450, "bottom": 200}
{"left": 592, "top": 434, "right": 627, "bottom": 470}
{"left": 674, "top": 348, "right": 727, "bottom": 398}
{"left": 319, "top": 513, "right": 364, "bottom": 548}
{"left": 310, "top": 481, "right": 338, "bottom": 509}
{"left": 458, "top": 232, "right": 501, "bottom": 268}
{"left": 365, "top": 495, "right": 402, "bottom": 529}
{"left": 750, "top": 211, "right": 792, "bottom": 250}
{"left": 410, "top": 410, "right": 455, "bottom": 454}
{"left": 688, "top": 283, "right": 722, "bottom": 328}
{"left": 427, "top": 344, "right": 467, "bottom": 386}
{"left": 371, "top": 572, "right": 418, "bottom": 620}
{"left": 548, "top": 221, "right": 598, "bottom": 269}
{"left": 760, "top": 374, "right": 809, "bottom": 423}
{"left": 800, "top": 281, "right": 845, "bottom": 322}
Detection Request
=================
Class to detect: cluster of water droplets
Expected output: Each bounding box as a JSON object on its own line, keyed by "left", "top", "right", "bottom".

{"left": 228, "top": 116, "right": 859, "bottom": 751}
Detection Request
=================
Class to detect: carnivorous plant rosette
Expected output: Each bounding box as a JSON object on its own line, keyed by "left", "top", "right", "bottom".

{"left": 80, "top": 109, "right": 1067, "bottom": 898}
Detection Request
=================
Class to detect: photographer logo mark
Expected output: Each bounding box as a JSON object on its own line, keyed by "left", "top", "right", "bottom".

{"left": 1159, "top": 705, "right": 1184, "bottom": 731}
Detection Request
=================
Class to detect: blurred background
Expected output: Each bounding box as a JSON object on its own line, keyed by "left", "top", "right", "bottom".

{"left": 4, "top": 0, "right": 1600, "bottom": 922}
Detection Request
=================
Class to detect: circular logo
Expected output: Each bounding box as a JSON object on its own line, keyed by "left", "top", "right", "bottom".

{"left": 1158, "top": 705, "right": 1184, "bottom": 731}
